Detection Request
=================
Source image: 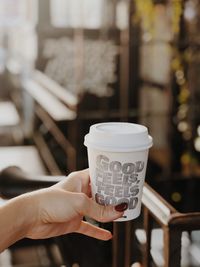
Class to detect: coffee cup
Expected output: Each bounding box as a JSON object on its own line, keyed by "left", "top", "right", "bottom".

{"left": 84, "top": 122, "right": 153, "bottom": 221}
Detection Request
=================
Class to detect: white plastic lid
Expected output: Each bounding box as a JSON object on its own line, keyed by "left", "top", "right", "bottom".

{"left": 84, "top": 122, "right": 153, "bottom": 152}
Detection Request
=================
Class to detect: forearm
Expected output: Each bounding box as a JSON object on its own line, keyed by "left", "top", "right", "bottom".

{"left": 0, "top": 195, "right": 33, "bottom": 252}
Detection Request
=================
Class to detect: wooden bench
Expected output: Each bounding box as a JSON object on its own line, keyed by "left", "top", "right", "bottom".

{"left": 0, "top": 70, "right": 78, "bottom": 176}
{"left": 22, "top": 70, "right": 78, "bottom": 175}
{"left": 0, "top": 101, "right": 22, "bottom": 145}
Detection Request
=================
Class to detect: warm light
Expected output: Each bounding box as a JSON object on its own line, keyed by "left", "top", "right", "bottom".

{"left": 178, "top": 89, "right": 190, "bottom": 103}
{"left": 184, "top": 1, "right": 196, "bottom": 21}
{"left": 181, "top": 153, "right": 191, "bottom": 165}
{"left": 171, "top": 192, "right": 182, "bottom": 202}
{"left": 178, "top": 121, "right": 188, "bottom": 132}
{"left": 177, "top": 104, "right": 188, "bottom": 120}
{"left": 177, "top": 78, "right": 186, "bottom": 86}
{"left": 197, "top": 125, "right": 200, "bottom": 136}
{"left": 194, "top": 137, "right": 200, "bottom": 152}
{"left": 175, "top": 70, "right": 184, "bottom": 80}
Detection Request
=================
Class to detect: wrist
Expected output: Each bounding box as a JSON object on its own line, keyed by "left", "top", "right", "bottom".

{"left": 15, "top": 192, "right": 39, "bottom": 238}
{"left": 0, "top": 193, "right": 38, "bottom": 251}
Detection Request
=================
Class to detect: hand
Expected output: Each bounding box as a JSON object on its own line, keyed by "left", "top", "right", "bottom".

{"left": 21, "top": 169, "right": 123, "bottom": 241}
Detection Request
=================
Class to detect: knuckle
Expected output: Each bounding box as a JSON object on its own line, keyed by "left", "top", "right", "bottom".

{"left": 77, "top": 193, "right": 88, "bottom": 209}
{"left": 79, "top": 192, "right": 87, "bottom": 202}
{"left": 67, "top": 171, "right": 78, "bottom": 178}
{"left": 99, "top": 206, "right": 107, "bottom": 222}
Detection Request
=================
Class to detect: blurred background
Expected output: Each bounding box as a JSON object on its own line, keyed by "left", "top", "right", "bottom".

{"left": 1, "top": 0, "right": 200, "bottom": 266}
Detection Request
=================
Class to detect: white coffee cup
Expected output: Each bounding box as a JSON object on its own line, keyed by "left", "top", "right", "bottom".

{"left": 84, "top": 122, "right": 153, "bottom": 221}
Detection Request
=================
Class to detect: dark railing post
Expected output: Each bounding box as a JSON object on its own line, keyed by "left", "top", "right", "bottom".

{"left": 112, "top": 222, "right": 126, "bottom": 267}
{"left": 163, "top": 226, "right": 182, "bottom": 267}
{"left": 143, "top": 207, "right": 152, "bottom": 267}
{"left": 124, "top": 221, "right": 134, "bottom": 267}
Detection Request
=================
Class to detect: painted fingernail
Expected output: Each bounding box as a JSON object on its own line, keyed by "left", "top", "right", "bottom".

{"left": 115, "top": 203, "right": 128, "bottom": 212}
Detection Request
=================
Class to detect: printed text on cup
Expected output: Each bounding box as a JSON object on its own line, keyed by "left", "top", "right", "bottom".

{"left": 94, "top": 155, "right": 145, "bottom": 209}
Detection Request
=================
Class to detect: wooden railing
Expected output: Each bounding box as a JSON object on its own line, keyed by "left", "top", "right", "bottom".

{"left": 113, "top": 182, "right": 200, "bottom": 267}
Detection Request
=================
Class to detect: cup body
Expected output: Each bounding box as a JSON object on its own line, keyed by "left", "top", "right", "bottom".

{"left": 84, "top": 122, "right": 152, "bottom": 221}
{"left": 87, "top": 147, "right": 149, "bottom": 221}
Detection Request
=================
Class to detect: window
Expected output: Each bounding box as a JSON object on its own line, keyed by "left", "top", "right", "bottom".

{"left": 0, "top": 0, "right": 38, "bottom": 26}
{"left": 50, "top": 0, "right": 104, "bottom": 29}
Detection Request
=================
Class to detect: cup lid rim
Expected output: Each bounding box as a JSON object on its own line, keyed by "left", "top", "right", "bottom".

{"left": 84, "top": 134, "right": 153, "bottom": 152}
{"left": 84, "top": 122, "right": 153, "bottom": 152}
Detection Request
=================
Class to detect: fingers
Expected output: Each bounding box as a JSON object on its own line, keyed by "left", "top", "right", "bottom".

{"left": 75, "top": 169, "right": 91, "bottom": 195}
{"left": 55, "top": 169, "right": 90, "bottom": 195}
{"left": 75, "top": 193, "right": 123, "bottom": 222}
{"left": 76, "top": 221, "right": 112, "bottom": 240}
{"left": 88, "top": 200, "right": 123, "bottom": 222}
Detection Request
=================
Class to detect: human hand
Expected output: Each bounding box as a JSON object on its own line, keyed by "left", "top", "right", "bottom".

{"left": 21, "top": 169, "right": 123, "bottom": 241}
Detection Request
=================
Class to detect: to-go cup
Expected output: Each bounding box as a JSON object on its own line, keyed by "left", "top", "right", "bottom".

{"left": 84, "top": 122, "right": 153, "bottom": 221}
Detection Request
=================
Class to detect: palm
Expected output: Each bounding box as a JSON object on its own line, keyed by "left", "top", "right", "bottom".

{"left": 27, "top": 215, "right": 83, "bottom": 239}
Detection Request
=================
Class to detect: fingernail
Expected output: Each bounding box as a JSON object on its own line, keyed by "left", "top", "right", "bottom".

{"left": 115, "top": 202, "right": 128, "bottom": 212}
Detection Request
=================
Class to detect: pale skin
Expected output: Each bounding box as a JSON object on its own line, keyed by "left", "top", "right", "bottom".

{"left": 0, "top": 169, "right": 123, "bottom": 252}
